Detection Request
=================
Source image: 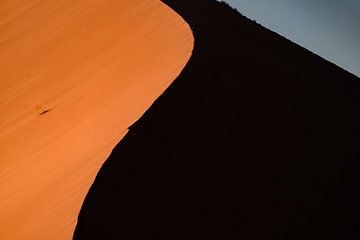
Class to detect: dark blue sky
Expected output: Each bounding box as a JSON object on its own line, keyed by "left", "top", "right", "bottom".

{"left": 222, "top": 0, "right": 360, "bottom": 76}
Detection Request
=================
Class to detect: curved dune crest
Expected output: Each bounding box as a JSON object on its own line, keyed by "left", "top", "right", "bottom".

{"left": 0, "top": 0, "right": 193, "bottom": 239}
{"left": 74, "top": 0, "right": 360, "bottom": 239}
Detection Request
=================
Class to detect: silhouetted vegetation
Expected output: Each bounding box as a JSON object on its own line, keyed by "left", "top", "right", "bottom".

{"left": 219, "top": 1, "right": 261, "bottom": 26}
{"left": 219, "top": 1, "right": 241, "bottom": 14}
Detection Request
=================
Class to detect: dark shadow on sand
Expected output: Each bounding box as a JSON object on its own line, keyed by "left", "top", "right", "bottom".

{"left": 74, "top": 0, "right": 360, "bottom": 239}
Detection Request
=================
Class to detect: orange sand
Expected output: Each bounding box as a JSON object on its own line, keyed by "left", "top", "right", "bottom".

{"left": 0, "top": 0, "right": 193, "bottom": 239}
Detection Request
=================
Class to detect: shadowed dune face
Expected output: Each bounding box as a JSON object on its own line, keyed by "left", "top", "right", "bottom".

{"left": 0, "top": 0, "right": 193, "bottom": 239}
{"left": 74, "top": 0, "right": 359, "bottom": 239}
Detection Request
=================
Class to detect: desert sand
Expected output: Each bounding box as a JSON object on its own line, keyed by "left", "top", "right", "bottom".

{"left": 75, "top": 0, "right": 360, "bottom": 239}
{"left": 0, "top": 0, "right": 193, "bottom": 239}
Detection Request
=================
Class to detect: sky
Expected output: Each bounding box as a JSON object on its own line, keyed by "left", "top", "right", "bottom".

{"left": 221, "top": 0, "right": 360, "bottom": 77}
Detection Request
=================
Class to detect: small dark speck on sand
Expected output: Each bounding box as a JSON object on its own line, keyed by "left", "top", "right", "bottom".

{"left": 40, "top": 109, "right": 51, "bottom": 115}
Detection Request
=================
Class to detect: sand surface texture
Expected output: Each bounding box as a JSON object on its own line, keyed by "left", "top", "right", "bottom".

{"left": 0, "top": 0, "right": 193, "bottom": 239}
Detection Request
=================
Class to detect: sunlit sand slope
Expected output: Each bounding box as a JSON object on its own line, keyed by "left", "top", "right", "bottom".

{"left": 0, "top": 0, "right": 193, "bottom": 239}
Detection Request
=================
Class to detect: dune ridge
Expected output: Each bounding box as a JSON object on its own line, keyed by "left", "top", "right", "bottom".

{"left": 0, "top": 0, "right": 193, "bottom": 239}
{"left": 74, "top": 0, "right": 360, "bottom": 239}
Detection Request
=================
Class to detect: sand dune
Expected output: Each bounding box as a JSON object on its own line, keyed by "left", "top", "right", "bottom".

{"left": 74, "top": 0, "right": 360, "bottom": 239}
{"left": 0, "top": 0, "right": 193, "bottom": 239}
